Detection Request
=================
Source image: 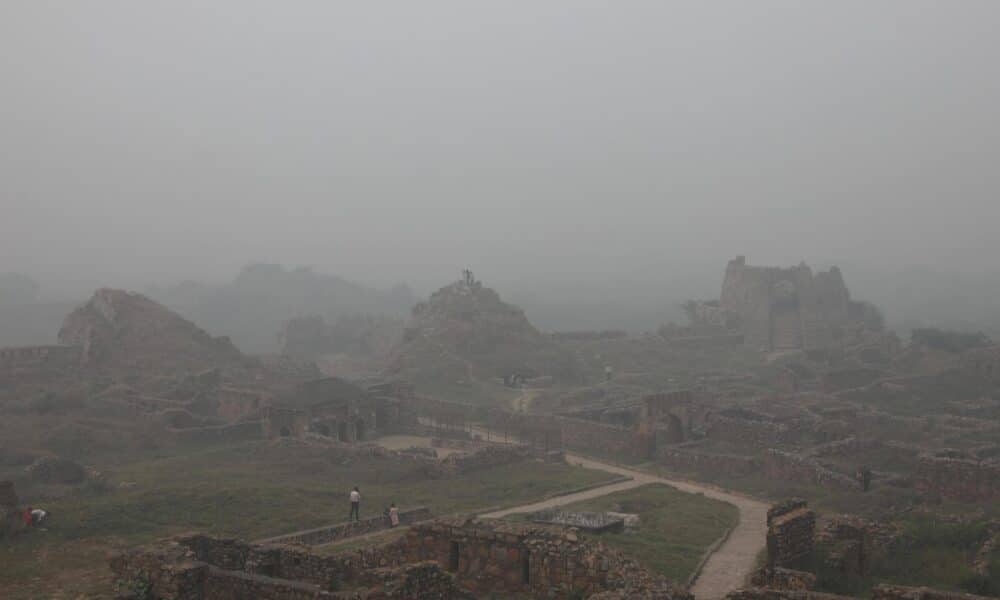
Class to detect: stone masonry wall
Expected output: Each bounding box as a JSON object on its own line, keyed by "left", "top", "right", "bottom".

{"left": 707, "top": 415, "right": 789, "bottom": 448}
{"left": 112, "top": 519, "right": 690, "bottom": 600}
{"left": 763, "top": 450, "right": 860, "bottom": 491}
{"left": 657, "top": 444, "right": 761, "bottom": 477}
{"left": 766, "top": 500, "right": 815, "bottom": 567}
{"left": 555, "top": 416, "right": 651, "bottom": 460}
{"left": 915, "top": 451, "right": 1000, "bottom": 502}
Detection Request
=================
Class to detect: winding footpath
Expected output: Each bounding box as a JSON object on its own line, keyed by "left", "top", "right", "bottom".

{"left": 350, "top": 431, "right": 767, "bottom": 598}
{"left": 480, "top": 448, "right": 768, "bottom": 599}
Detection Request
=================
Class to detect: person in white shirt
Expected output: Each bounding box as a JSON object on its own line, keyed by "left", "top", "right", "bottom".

{"left": 388, "top": 503, "right": 400, "bottom": 527}
{"left": 349, "top": 487, "right": 361, "bottom": 521}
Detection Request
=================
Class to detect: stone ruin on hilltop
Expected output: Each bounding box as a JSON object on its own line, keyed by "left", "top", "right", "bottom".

{"left": 386, "top": 270, "right": 569, "bottom": 384}
{"left": 57, "top": 288, "right": 246, "bottom": 373}
{"left": 681, "top": 256, "right": 884, "bottom": 354}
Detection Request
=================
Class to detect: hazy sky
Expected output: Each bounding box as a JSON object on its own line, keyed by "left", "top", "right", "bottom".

{"left": 2, "top": 1, "right": 999, "bottom": 295}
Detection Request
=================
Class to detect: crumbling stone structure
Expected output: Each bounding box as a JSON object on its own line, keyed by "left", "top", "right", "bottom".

{"left": 111, "top": 519, "right": 691, "bottom": 599}
{"left": 256, "top": 507, "right": 433, "bottom": 546}
{"left": 707, "top": 409, "right": 790, "bottom": 448}
{"left": 766, "top": 500, "right": 816, "bottom": 568}
{"left": 763, "top": 450, "right": 860, "bottom": 491}
{"left": 719, "top": 256, "right": 865, "bottom": 352}
{"left": 657, "top": 442, "right": 761, "bottom": 477}
{"left": 915, "top": 448, "right": 1000, "bottom": 502}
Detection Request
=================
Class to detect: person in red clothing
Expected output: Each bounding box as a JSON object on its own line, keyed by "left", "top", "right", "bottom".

{"left": 23, "top": 506, "right": 34, "bottom": 527}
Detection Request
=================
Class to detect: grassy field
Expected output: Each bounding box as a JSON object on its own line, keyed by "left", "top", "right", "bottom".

{"left": 505, "top": 483, "right": 738, "bottom": 583}
{"left": 0, "top": 439, "right": 614, "bottom": 599}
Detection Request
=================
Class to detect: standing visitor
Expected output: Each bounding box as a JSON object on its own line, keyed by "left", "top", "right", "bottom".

{"left": 349, "top": 487, "right": 361, "bottom": 521}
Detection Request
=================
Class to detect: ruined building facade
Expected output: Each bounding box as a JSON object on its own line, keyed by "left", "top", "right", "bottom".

{"left": 719, "top": 256, "right": 859, "bottom": 352}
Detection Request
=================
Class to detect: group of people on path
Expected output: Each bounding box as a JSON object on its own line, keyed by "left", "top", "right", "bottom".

{"left": 347, "top": 487, "right": 399, "bottom": 527}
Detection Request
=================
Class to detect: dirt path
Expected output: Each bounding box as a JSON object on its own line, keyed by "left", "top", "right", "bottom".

{"left": 470, "top": 432, "right": 767, "bottom": 599}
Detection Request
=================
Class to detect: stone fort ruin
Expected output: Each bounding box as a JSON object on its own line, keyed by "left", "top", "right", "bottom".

{"left": 689, "top": 256, "right": 879, "bottom": 353}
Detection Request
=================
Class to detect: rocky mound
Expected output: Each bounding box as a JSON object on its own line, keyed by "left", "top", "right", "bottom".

{"left": 386, "top": 272, "right": 571, "bottom": 384}
{"left": 58, "top": 289, "right": 245, "bottom": 374}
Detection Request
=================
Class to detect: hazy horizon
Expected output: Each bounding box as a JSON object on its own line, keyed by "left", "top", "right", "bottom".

{"left": 3, "top": 1, "right": 1000, "bottom": 332}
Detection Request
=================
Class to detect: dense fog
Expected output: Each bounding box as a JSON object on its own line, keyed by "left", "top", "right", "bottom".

{"left": 3, "top": 1, "right": 1000, "bottom": 344}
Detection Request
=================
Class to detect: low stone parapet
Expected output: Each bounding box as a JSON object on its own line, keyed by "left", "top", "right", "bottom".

{"left": 255, "top": 507, "right": 432, "bottom": 546}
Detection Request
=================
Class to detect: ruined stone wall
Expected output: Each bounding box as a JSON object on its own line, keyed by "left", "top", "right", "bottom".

{"left": 115, "top": 520, "right": 689, "bottom": 600}
{"left": 256, "top": 508, "right": 432, "bottom": 546}
{"left": 915, "top": 451, "right": 1000, "bottom": 502}
{"left": 766, "top": 500, "right": 815, "bottom": 567}
{"left": 807, "top": 437, "right": 881, "bottom": 458}
{"left": 555, "top": 415, "right": 656, "bottom": 460}
{"left": 215, "top": 387, "right": 270, "bottom": 421}
{"left": 111, "top": 535, "right": 467, "bottom": 599}
{"left": 201, "top": 567, "right": 328, "bottom": 600}
{"left": 707, "top": 415, "right": 789, "bottom": 448}
{"left": 763, "top": 450, "right": 860, "bottom": 491}
{"left": 435, "top": 444, "right": 532, "bottom": 476}
{"left": 657, "top": 444, "right": 761, "bottom": 477}
{"left": 719, "top": 256, "right": 854, "bottom": 352}
{"left": 392, "top": 519, "right": 690, "bottom": 599}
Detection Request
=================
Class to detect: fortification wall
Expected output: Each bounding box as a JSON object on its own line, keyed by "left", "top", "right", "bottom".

{"left": 766, "top": 500, "right": 815, "bottom": 567}
{"left": 915, "top": 451, "right": 1000, "bottom": 502}
{"left": 657, "top": 445, "right": 761, "bottom": 477}
{"left": 763, "top": 450, "right": 860, "bottom": 491}
{"left": 707, "top": 415, "right": 789, "bottom": 448}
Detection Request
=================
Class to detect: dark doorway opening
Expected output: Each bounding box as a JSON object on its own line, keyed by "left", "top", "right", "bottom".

{"left": 522, "top": 549, "right": 530, "bottom": 584}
